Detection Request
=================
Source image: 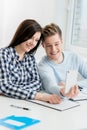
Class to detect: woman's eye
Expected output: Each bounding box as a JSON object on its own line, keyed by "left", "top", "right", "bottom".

{"left": 24, "top": 37, "right": 29, "bottom": 41}
{"left": 35, "top": 39, "right": 39, "bottom": 42}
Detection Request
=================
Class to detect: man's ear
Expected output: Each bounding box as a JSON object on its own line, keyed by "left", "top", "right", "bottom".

{"left": 60, "top": 39, "right": 63, "bottom": 45}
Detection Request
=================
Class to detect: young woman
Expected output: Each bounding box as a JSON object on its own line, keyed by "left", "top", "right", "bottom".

{"left": 38, "top": 23, "right": 87, "bottom": 98}
{"left": 0, "top": 19, "right": 61, "bottom": 104}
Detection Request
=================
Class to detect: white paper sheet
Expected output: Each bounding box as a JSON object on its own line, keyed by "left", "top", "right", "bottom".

{"left": 29, "top": 99, "right": 80, "bottom": 111}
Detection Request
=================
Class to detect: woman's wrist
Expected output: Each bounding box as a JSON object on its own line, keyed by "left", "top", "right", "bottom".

{"left": 34, "top": 92, "right": 43, "bottom": 100}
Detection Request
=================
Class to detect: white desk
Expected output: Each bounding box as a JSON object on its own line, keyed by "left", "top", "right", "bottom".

{"left": 0, "top": 96, "right": 87, "bottom": 130}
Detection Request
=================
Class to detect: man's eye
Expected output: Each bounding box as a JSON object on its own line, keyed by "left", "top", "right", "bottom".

{"left": 47, "top": 45, "right": 51, "bottom": 48}
{"left": 55, "top": 44, "right": 59, "bottom": 46}
{"left": 56, "top": 42, "right": 61, "bottom": 46}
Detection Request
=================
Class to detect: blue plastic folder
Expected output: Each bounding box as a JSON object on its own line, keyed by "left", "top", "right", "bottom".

{"left": 0, "top": 115, "right": 40, "bottom": 130}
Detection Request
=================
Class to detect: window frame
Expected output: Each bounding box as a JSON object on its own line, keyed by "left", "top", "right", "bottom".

{"left": 65, "top": 0, "right": 87, "bottom": 58}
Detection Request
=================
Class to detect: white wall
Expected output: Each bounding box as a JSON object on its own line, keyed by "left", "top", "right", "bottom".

{"left": 0, "top": 0, "right": 4, "bottom": 45}
{"left": 0, "top": 0, "right": 68, "bottom": 62}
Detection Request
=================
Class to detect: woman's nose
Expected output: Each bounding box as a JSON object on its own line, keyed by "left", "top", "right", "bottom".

{"left": 29, "top": 39, "right": 36, "bottom": 47}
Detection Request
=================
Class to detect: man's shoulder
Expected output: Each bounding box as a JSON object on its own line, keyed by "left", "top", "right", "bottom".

{"left": 64, "top": 50, "right": 80, "bottom": 59}
{"left": 38, "top": 56, "right": 51, "bottom": 70}
{"left": 38, "top": 56, "right": 48, "bottom": 65}
{"left": 64, "top": 50, "right": 85, "bottom": 64}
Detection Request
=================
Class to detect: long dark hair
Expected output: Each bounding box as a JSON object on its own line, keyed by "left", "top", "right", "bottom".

{"left": 8, "top": 19, "right": 42, "bottom": 54}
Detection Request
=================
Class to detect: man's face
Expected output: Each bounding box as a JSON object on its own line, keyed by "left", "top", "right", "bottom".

{"left": 43, "top": 33, "right": 63, "bottom": 61}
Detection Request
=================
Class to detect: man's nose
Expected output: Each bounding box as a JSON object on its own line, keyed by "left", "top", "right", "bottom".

{"left": 52, "top": 46, "right": 56, "bottom": 51}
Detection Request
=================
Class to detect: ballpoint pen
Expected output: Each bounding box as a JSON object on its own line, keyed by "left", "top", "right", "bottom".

{"left": 78, "top": 86, "right": 83, "bottom": 91}
{"left": 10, "top": 105, "right": 29, "bottom": 110}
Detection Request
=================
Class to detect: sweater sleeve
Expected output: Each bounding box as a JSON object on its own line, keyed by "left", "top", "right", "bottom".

{"left": 76, "top": 53, "right": 87, "bottom": 88}
{"left": 38, "top": 66, "right": 62, "bottom": 97}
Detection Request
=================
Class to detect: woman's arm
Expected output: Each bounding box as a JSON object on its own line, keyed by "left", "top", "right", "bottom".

{"left": 0, "top": 50, "right": 41, "bottom": 100}
{"left": 35, "top": 92, "right": 61, "bottom": 104}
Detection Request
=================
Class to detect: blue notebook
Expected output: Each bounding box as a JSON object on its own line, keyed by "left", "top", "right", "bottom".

{"left": 0, "top": 115, "right": 40, "bottom": 130}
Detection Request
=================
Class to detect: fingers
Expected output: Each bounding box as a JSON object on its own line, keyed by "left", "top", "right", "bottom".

{"left": 67, "top": 85, "right": 79, "bottom": 98}
{"left": 48, "top": 94, "right": 62, "bottom": 104}
{"left": 73, "top": 85, "right": 79, "bottom": 96}
{"left": 58, "top": 82, "right": 65, "bottom": 86}
{"left": 42, "top": 93, "right": 62, "bottom": 104}
{"left": 60, "top": 88, "right": 65, "bottom": 96}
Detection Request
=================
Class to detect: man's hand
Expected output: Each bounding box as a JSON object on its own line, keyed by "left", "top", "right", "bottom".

{"left": 59, "top": 81, "right": 79, "bottom": 98}
{"left": 60, "top": 85, "right": 79, "bottom": 98}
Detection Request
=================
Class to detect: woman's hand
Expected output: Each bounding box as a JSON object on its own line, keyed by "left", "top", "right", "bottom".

{"left": 0, "top": 93, "right": 4, "bottom": 96}
{"left": 35, "top": 93, "right": 62, "bottom": 104}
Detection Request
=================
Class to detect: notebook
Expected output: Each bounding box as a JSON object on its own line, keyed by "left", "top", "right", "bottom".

{"left": 29, "top": 99, "right": 80, "bottom": 111}
{"left": 71, "top": 91, "right": 87, "bottom": 101}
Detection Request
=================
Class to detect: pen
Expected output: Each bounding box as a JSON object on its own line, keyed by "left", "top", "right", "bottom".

{"left": 78, "top": 86, "right": 83, "bottom": 91}
{"left": 10, "top": 105, "right": 29, "bottom": 110}
{"left": 69, "top": 98, "right": 74, "bottom": 101}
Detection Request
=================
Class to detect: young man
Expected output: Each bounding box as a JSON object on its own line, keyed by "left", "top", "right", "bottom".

{"left": 38, "top": 23, "right": 87, "bottom": 98}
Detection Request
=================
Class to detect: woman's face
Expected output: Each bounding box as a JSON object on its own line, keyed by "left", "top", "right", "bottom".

{"left": 42, "top": 33, "right": 63, "bottom": 61}
{"left": 20, "top": 32, "right": 41, "bottom": 53}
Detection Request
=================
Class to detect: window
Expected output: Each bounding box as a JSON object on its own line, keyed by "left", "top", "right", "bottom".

{"left": 66, "top": 0, "right": 87, "bottom": 57}
{"left": 71, "top": 0, "right": 87, "bottom": 48}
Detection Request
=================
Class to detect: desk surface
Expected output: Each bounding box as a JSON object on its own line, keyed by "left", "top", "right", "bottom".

{"left": 0, "top": 96, "right": 87, "bottom": 130}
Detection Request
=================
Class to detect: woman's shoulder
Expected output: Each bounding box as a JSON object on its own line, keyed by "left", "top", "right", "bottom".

{"left": 0, "top": 47, "right": 13, "bottom": 53}
{"left": 0, "top": 47, "right": 14, "bottom": 58}
{"left": 0, "top": 47, "right": 8, "bottom": 55}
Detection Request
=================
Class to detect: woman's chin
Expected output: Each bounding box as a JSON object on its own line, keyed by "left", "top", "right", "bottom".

{"left": 25, "top": 48, "right": 31, "bottom": 52}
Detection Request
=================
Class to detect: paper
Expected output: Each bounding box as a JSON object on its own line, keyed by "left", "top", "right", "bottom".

{"left": 72, "top": 91, "right": 87, "bottom": 101}
{"left": 65, "top": 70, "right": 78, "bottom": 93}
{"left": 29, "top": 99, "right": 80, "bottom": 111}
